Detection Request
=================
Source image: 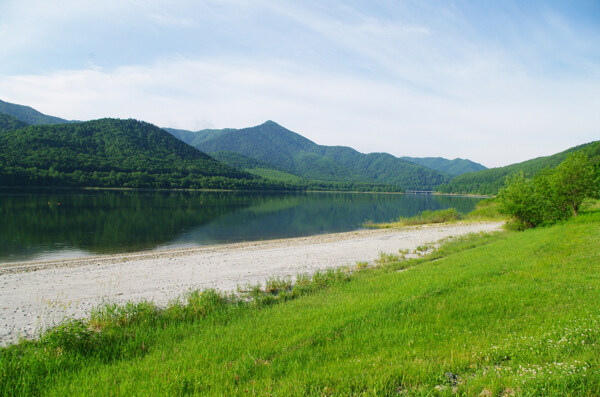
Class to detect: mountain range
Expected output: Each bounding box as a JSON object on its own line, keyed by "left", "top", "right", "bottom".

{"left": 164, "top": 121, "right": 486, "bottom": 190}
{"left": 0, "top": 99, "right": 487, "bottom": 191}
{"left": 400, "top": 156, "right": 486, "bottom": 176}
{"left": 1, "top": 98, "right": 596, "bottom": 194}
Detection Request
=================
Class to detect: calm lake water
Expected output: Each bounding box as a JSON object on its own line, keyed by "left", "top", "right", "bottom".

{"left": 0, "top": 189, "right": 483, "bottom": 263}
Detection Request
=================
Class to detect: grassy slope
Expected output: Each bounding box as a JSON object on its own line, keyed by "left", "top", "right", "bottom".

{"left": 2, "top": 212, "right": 599, "bottom": 396}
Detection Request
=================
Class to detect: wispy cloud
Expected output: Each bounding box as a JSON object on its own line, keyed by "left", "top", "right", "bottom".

{"left": 0, "top": 1, "right": 598, "bottom": 167}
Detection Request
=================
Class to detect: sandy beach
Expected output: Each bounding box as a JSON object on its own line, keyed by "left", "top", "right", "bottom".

{"left": 0, "top": 221, "right": 502, "bottom": 345}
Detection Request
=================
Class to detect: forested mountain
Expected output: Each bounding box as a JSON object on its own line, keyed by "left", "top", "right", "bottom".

{"left": 400, "top": 156, "right": 486, "bottom": 176}
{"left": 164, "top": 127, "right": 236, "bottom": 147}
{"left": 0, "top": 118, "right": 289, "bottom": 190}
{"left": 0, "top": 99, "right": 73, "bottom": 125}
{"left": 167, "top": 121, "right": 451, "bottom": 190}
{"left": 209, "top": 151, "right": 283, "bottom": 171}
{"left": 0, "top": 112, "right": 29, "bottom": 133}
{"left": 436, "top": 141, "right": 600, "bottom": 195}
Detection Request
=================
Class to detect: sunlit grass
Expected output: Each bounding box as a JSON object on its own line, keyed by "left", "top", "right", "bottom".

{"left": 1, "top": 210, "right": 599, "bottom": 395}
{"left": 364, "top": 199, "right": 505, "bottom": 229}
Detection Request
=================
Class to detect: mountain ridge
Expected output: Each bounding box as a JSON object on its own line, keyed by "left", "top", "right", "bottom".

{"left": 400, "top": 156, "right": 486, "bottom": 176}
{"left": 0, "top": 118, "right": 286, "bottom": 190}
{"left": 167, "top": 121, "right": 452, "bottom": 190}
{"left": 436, "top": 141, "right": 600, "bottom": 195}
{"left": 0, "top": 99, "right": 74, "bottom": 125}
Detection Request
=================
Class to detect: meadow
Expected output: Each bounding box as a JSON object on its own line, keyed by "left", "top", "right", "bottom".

{"left": 1, "top": 207, "right": 599, "bottom": 395}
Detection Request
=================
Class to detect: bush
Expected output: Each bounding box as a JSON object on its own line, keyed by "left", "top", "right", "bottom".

{"left": 498, "top": 152, "right": 599, "bottom": 229}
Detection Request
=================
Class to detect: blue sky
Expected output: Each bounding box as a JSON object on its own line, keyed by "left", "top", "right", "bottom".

{"left": 0, "top": 0, "right": 598, "bottom": 167}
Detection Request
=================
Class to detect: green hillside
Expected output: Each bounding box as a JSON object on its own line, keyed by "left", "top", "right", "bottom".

{"left": 437, "top": 141, "right": 600, "bottom": 195}
{"left": 0, "top": 118, "right": 286, "bottom": 190}
{"left": 171, "top": 121, "right": 451, "bottom": 190}
{"left": 204, "top": 151, "right": 401, "bottom": 191}
{"left": 209, "top": 151, "right": 282, "bottom": 171}
{"left": 401, "top": 156, "right": 487, "bottom": 176}
{"left": 0, "top": 99, "right": 72, "bottom": 125}
{"left": 0, "top": 112, "right": 29, "bottom": 133}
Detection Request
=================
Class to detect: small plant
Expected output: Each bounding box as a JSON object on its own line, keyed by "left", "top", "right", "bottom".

{"left": 41, "top": 319, "right": 98, "bottom": 355}
{"left": 265, "top": 277, "right": 292, "bottom": 295}
{"left": 376, "top": 252, "right": 402, "bottom": 264}
{"left": 355, "top": 261, "right": 369, "bottom": 270}
{"left": 415, "top": 244, "right": 434, "bottom": 254}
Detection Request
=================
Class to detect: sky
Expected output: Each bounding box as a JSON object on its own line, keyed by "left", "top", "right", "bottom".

{"left": 0, "top": 0, "right": 598, "bottom": 167}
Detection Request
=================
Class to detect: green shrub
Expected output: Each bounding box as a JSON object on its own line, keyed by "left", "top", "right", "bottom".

{"left": 498, "top": 152, "right": 599, "bottom": 229}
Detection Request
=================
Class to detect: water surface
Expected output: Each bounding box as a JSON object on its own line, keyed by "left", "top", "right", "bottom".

{"left": 0, "top": 190, "right": 483, "bottom": 263}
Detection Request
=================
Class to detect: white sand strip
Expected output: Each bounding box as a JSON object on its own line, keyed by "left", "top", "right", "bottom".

{"left": 0, "top": 222, "right": 502, "bottom": 345}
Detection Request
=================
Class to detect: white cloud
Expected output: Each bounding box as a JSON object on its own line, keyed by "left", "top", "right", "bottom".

{"left": 1, "top": 55, "right": 598, "bottom": 167}
{"left": 0, "top": 1, "right": 598, "bottom": 167}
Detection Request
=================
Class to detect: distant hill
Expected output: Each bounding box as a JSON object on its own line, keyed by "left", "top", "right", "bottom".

{"left": 166, "top": 121, "right": 451, "bottom": 190}
{"left": 0, "top": 99, "right": 73, "bottom": 125}
{"left": 401, "top": 156, "right": 486, "bottom": 176}
{"left": 164, "top": 127, "right": 236, "bottom": 148}
{"left": 0, "top": 118, "right": 287, "bottom": 190}
{"left": 0, "top": 112, "right": 29, "bottom": 133}
{"left": 436, "top": 141, "right": 600, "bottom": 195}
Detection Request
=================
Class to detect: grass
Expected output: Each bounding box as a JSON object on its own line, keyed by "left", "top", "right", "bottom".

{"left": 365, "top": 199, "right": 505, "bottom": 228}
{"left": 1, "top": 210, "right": 599, "bottom": 395}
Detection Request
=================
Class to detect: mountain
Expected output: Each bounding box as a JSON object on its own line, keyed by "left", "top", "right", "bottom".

{"left": 0, "top": 118, "right": 285, "bottom": 190}
{"left": 164, "top": 127, "right": 236, "bottom": 147}
{"left": 400, "top": 156, "right": 486, "bottom": 176}
{"left": 209, "top": 151, "right": 284, "bottom": 171}
{"left": 0, "top": 99, "right": 73, "bottom": 125}
{"left": 166, "top": 121, "right": 451, "bottom": 190}
{"left": 436, "top": 141, "right": 600, "bottom": 195}
{"left": 0, "top": 112, "right": 29, "bottom": 133}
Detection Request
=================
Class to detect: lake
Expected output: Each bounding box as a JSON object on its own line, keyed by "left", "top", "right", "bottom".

{"left": 0, "top": 189, "right": 483, "bottom": 263}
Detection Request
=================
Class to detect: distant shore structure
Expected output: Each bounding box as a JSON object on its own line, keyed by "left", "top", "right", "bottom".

{"left": 404, "top": 190, "right": 434, "bottom": 194}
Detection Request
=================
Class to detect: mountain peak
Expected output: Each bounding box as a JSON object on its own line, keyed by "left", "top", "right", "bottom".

{"left": 260, "top": 120, "right": 282, "bottom": 128}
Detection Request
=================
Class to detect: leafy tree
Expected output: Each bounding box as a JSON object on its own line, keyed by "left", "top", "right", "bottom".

{"left": 549, "top": 152, "right": 597, "bottom": 217}
{"left": 497, "top": 171, "right": 546, "bottom": 230}
{"left": 498, "top": 152, "right": 598, "bottom": 229}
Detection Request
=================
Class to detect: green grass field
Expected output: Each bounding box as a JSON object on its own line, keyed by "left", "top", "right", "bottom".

{"left": 1, "top": 210, "right": 599, "bottom": 396}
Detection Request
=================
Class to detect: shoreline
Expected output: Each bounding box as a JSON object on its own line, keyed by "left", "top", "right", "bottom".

{"left": 0, "top": 228, "right": 423, "bottom": 274}
{"left": 0, "top": 185, "right": 491, "bottom": 197}
{"left": 0, "top": 221, "right": 503, "bottom": 346}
